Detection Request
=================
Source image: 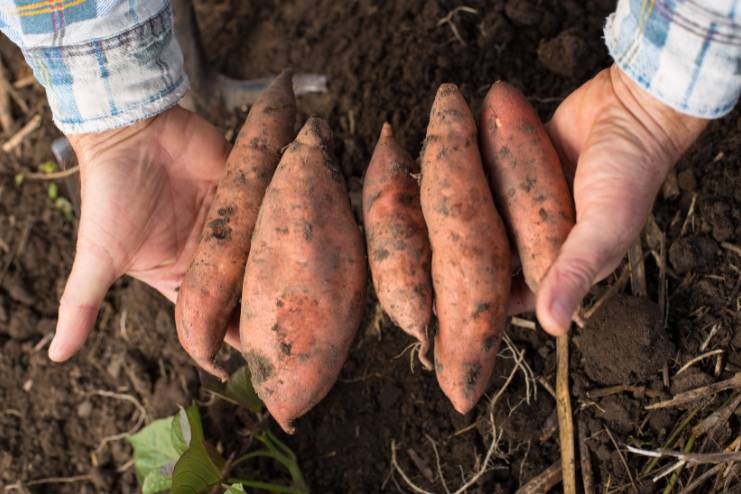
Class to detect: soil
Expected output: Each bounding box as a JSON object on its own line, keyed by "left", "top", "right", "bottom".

{"left": 2, "top": 0, "right": 740, "bottom": 493}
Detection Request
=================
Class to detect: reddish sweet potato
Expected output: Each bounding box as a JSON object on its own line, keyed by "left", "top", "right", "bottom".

{"left": 363, "top": 123, "right": 433, "bottom": 369}
{"left": 241, "top": 118, "right": 367, "bottom": 433}
{"left": 420, "top": 84, "right": 511, "bottom": 414}
{"left": 175, "top": 70, "right": 296, "bottom": 380}
{"left": 479, "top": 81, "right": 575, "bottom": 291}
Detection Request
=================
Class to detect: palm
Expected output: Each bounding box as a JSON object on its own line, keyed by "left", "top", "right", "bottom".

{"left": 50, "top": 107, "right": 229, "bottom": 360}
{"left": 535, "top": 66, "right": 707, "bottom": 335}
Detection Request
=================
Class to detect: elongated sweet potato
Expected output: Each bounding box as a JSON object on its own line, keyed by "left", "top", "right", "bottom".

{"left": 479, "top": 81, "right": 575, "bottom": 291}
{"left": 175, "top": 70, "right": 296, "bottom": 380}
{"left": 363, "top": 123, "right": 433, "bottom": 369}
{"left": 420, "top": 84, "right": 511, "bottom": 414}
{"left": 241, "top": 118, "right": 367, "bottom": 433}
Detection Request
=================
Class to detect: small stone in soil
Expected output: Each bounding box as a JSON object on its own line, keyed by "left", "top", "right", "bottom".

{"left": 581, "top": 294, "right": 674, "bottom": 385}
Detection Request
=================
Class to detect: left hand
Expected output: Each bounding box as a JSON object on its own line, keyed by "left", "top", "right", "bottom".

{"left": 535, "top": 65, "right": 707, "bottom": 334}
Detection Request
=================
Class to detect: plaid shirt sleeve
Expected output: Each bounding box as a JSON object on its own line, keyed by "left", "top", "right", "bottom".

{"left": 605, "top": 0, "right": 741, "bottom": 119}
{"left": 0, "top": 0, "right": 187, "bottom": 134}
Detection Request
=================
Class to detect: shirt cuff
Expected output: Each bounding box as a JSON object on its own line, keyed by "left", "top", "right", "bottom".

{"left": 605, "top": 0, "right": 741, "bottom": 119}
{"left": 22, "top": 5, "right": 188, "bottom": 134}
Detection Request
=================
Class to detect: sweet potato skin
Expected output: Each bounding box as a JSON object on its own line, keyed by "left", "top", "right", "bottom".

{"left": 175, "top": 70, "right": 296, "bottom": 380}
{"left": 241, "top": 118, "right": 367, "bottom": 433}
{"left": 363, "top": 123, "right": 433, "bottom": 369}
{"left": 420, "top": 84, "right": 511, "bottom": 414}
{"left": 479, "top": 81, "right": 575, "bottom": 291}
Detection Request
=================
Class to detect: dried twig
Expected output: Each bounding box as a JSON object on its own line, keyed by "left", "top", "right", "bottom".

{"left": 587, "top": 384, "right": 662, "bottom": 400}
{"left": 720, "top": 241, "right": 741, "bottom": 257}
{"left": 645, "top": 373, "right": 741, "bottom": 410}
{"left": 691, "top": 393, "right": 741, "bottom": 438}
{"left": 24, "top": 165, "right": 80, "bottom": 180}
{"left": 1, "top": 114, "right": 40, "bottom": 153}
{"left": 628, "top": 238, "right": 648, "bottom": 297}
{"left": 503, "top": 333, "right": 537, "bottom": 404}
{"left": 13, "top": 76, "right": 35, "bottom": 89}
{"left": 437, "top": 6, "right": 478, "bottom": 45}
{"left": 5, "top": 474, "right": 93, "bottom": 490}
{"left": 513, "top": 461, "right": 562, "bottom": 494}
{"left": 627, "top": 445, "right": 741, "bottom": 465}
{"left": 556, "top": 335, "right": 576, "bottom": 494}
{"left": 391, "top": 417, "right": 501, "bottom": 494}
{"left": 605, "top": 427, "right": 637, "bottom": 491}
{"left": 680, "top": 193, "right": 698, "bottom": 236}
{"left": 700, "top": 324, "right": 721, "bottom": 352}
{"left": 676, "top": 349, "right": 726, "bottom": 375}
{"left": 578, "top": 417, "right": 595, "bottom": 494}
{"left": 583, "top": 265, "right": 630, "bottom": 319}
{"left": 0, "top": 56, "right": 13, "bottom": 131}
{"left": 678, "top": 463, "right": 726, "bottom": 494}
{"left": 511, "top": 316, "right": 536, "bottom": 331}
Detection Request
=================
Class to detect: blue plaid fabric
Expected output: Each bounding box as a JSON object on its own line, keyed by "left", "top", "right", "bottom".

{"left": 606, "top": 0, "right": 741, "bottom": 119}
{"left": 0, "top": 0, "right": 187, "bottom": 133}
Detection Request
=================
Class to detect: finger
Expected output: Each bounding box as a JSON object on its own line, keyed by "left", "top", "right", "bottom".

{"left": 507, "top": 274, "right": 534, "bottom": 315}
{"left": 535, "top": 214, "right": 629, "bottom": 336}
{"left": 49, "top": 240, "right": 117, "bottom": 361}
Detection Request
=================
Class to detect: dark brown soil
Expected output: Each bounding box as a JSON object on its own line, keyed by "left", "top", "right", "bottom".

{"left": 580, "top": 295, "right": 674, "bottom": 386}
{"left": 2, "top": 0, "right": 740, "bottom": 493}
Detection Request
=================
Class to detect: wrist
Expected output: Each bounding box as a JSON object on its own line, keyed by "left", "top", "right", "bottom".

{"left": 605, "top": 0, "right": 741, "bottom": 120}
{"left": 610, "top": 65, "right": 708, "bottom": 166}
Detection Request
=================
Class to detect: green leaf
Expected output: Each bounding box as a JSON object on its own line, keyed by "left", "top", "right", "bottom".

{"left": 14, "top": 173, "right": 24, "bottom": 186}
{"left": 142, "top": 469, "right": 172, "bottom": 494}
{"left": 170, "top": 408, "right": 190, "bottom": 455}
{"left": 128, "top": 416, "right": 182, "bottom": 483}
{"left": 225, "top": 366, "right": 263, "bottom": 413}
{"left": 38, "top": 161, "right": 58, "bottom": 174}
{"left": 54, "top": 197, "right": 74, "bottom": 220}
{"left": 47, "top": 182, "right": 58, "bottom": 200}
{"left": 171, "top": 405, "right": 225, "bottom": 494}
{"left": 225, "top": 483, "right": 246, "bottom": 494}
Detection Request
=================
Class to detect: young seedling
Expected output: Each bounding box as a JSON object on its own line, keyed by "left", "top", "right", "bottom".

{"left": 128, "top": 365, "right": 309, "bottom": 494}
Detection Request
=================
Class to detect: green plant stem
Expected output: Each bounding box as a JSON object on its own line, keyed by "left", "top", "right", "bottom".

{"left": 642, "top": 406, "right": 701, "bottom": 475}
{"left": 255, "top": 432, "right": 308, "bottom": 491}
{"left": 662, "top": 433, "right": 696, "bottom": 494}
{"left": 230, "top": 450, "right": 284, "bottom": 470}
{"left": 226, "top": 478, "right": 304, "bottom": 494}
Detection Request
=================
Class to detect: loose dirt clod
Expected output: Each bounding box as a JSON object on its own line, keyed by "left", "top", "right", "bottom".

{"left": 581, "top": 294, "right": 674, "bottom": 386}
{"left": 669, "top": 235, "right": 718, "bottom": 274}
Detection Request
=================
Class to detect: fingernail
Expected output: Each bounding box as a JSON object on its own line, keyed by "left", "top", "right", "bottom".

{"left": 48, "top": 336, "right": 64, "bottom": 361}
{"left": 550, "top": 297, "right": 574, "bottom": 333}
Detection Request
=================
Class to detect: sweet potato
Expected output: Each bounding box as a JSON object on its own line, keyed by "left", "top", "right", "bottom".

{"left": 363, "top": 123, "right": 433, "bottom": 369}
{"left": 241, "top": 118, "right": 367, "bottom": 433}
{"left": 175, "top": 70, "right": 296, "bottom": 380}
{"left": 479, "top": 81, "right": 575, "bottom": 291}
{"left": 420, "top": 84, "right": 511, "bottom": 414}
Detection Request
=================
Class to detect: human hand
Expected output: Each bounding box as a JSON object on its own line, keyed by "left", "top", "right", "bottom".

{"left": 48, "top": 106, "right": 234, "bottom": 361}
{"left": 535, "top": 65, "right": 708, "bottom": 335}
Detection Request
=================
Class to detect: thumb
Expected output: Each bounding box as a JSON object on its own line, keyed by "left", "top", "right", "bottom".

{"left": 535, "top": 134, "right": 663, "bottom": 336}
{"left": 49, "top": 238, "right": 117, "bottom": 361}
{"left": 535, "top": 215, "right": 629, "bottom": 336}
